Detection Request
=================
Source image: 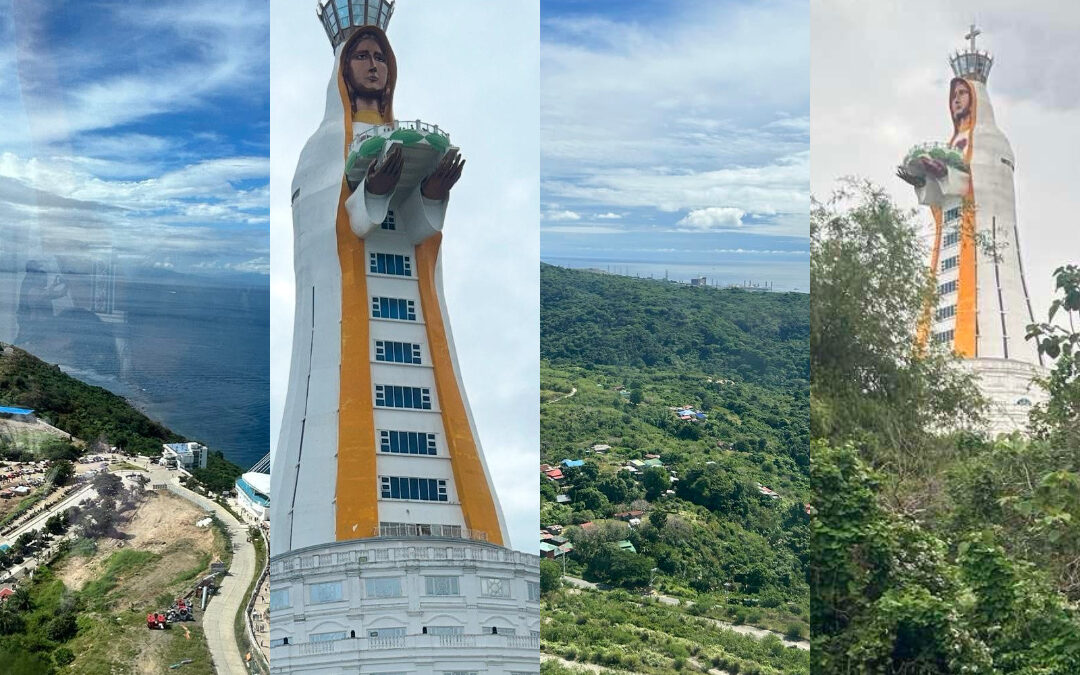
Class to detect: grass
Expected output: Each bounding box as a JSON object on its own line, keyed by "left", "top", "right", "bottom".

{"left": 543, "top": 589, "right": 809, "bottom": 675}
{"left": 80, "top": 549, "right": 158, "bottom": 610}
{"left": 0, "top": 486, "right": 48, "bottom": 529}
{"left": 110, "top": 462, "right": 147, "bottom": 473}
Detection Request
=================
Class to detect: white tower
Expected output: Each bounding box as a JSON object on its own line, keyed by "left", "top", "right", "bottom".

{"left": 268, "top": 2, "right": 540, "bottom": 672}
{"left": 899, "top": 25, "right": 1047, "bottom": 433}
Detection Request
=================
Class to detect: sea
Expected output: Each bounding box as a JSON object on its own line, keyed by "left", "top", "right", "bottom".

{"left": 541, "top": 230, "right": 810, "bottom": 293}
{"left": 0, "top": 269, "right": 269, "bottom": 471}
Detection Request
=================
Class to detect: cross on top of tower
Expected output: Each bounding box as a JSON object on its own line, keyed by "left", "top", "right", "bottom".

{"left": 965, "top": 24, "right": 981, "bottom": 52}
{"left": 950, "top": 22, "right": 993, "bottom": 83}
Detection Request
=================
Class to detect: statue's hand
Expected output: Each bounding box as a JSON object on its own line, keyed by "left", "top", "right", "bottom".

{"left": 918, "top": 156, "right": 947, "bottom": 179}
{"left": 896, "top": 166, "right": 925, "bottom": 188}
{"left": 420, "top": 150, "right": 464, "bottom": 201}
{"left": 365, "top": 144, "right": 404, "bottom": 196}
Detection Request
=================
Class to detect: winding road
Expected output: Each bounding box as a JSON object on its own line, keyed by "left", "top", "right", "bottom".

{"left": 148, "top": 464, "right": 257, "bottom": 674}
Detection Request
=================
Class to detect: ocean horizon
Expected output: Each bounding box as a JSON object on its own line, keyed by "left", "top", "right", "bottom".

{"left": 0, "top": 269, "right": 269, "bottom": 470}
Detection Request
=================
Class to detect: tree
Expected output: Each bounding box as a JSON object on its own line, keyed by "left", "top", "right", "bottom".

{"left": 7, "top": 587, "right": 30, "bottom": 612}
{"left": 539, "top": 559, "right": 562, "bottom": 594}
{"left": 0, "top": 605, "right": 24, "bottom": 635}
{"left": 629, "top": 388, "right": 644, "bottom": 405}
{"left": 45, "top": 612, "right": 78, "bottom": 642}
{"left": 595, "top": 472, "right": 640, "bottom": 505}
{"left": 40, "top": 439, "right": 79, "bottom": 462}
{"left": 811, "top": 181, "right": 983, "bottom": 464}
{"left": 48, "top": 460, "right": 74, "bottom": 486}
{"left": 91, "top": 472, "right": 123, "bottom": 498}
{"left": 642, "top": 467, "right": 669, "bottom": 501}
{"left": 45, "top": 512, "right": 68, "bottom": 536}
{"left": 1027, "top": 264, "right": 1080, "bottom": 449}
{"left": 574, "top": 487, "right": 608, "bottom": 513}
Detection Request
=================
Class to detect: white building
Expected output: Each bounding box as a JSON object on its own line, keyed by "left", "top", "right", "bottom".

{"left": 236, "top": 454, "right": 271, "bottom": 522}
{"left": 161, "top": 442, "right": 208, "bottom": 470}
{"left": 899, "top": 25, "right": 1048, "bottom": 434}
{"left": 269, "top": 2, "right": 540, "bottom": 672}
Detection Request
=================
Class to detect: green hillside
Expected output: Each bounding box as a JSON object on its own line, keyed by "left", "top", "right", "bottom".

{"left": 541, "top": 263, "right": 809, "bottom": 386}
{"left": 540, "top": 265, "right": 810, "bottom": 674}
{"left": 0, "top": 343, "right": 179, "bottom": 456}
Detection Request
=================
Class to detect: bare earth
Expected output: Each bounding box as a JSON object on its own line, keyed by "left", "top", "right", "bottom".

{"left": 59, "top": 491, "right": 215, "bottom": 593}
{"left": 55, "top": 489, "right": 222, "bottom": 674}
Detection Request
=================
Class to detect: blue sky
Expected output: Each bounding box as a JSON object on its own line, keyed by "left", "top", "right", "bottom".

{"left": 540, "top": 0, "right": 810, "bottom": 275}
{"left": 0, "top": 0, "right": 269, "bottom": 277}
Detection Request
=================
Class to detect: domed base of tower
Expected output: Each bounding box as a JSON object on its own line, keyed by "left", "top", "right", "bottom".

{"left": 960, "top": 357, "right": 1049, "bottom": 436}
{"left": 268, "top": 537, "right": 541, "bottom": 674}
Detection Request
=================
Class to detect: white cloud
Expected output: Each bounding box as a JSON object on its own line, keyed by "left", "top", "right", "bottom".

{"left": 677, "top": 207, "right": 746, "bottom": 231}
{"left": 541, "top": 0, "right": 808, "bottom": 237}
{"left": 544, "top": 209, "right": 581, "bottom": 222}
{"left": 595, "top": 212, "right": 621, "bottom": 219}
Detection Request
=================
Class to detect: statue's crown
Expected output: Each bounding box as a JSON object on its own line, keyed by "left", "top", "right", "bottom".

{"left": 949, "top": 23, "right": 993, "bottom": 83}
{"left": 316, "top": 0, "right": 395, "bottom": 50}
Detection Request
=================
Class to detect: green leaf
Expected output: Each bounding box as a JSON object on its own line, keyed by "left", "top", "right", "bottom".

{"left": 425, "top": 133, "right": 450, "bottom": 153}
{"left": 388, "top": 128, "right": 424, "bottom": 145}
{"left": 357, "top": 135, "right": 387, "bottom": 158}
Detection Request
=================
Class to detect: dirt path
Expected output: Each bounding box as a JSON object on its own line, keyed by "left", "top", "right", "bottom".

{"left": 546, "top": 387, "right": 578, "bottom": 403}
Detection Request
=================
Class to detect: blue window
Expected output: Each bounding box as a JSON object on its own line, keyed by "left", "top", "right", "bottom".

{"left": 933, "top": 329, "right": 954, "bottom": 344}
{"left": 371, "top": 297, "right": 416, "bottom": 321}
{"left": 935, "top": 304, "right": 956, "bottom": 322}
{"left": 381, "top": 210, "right": 396, "bottom": 230}
{"left": 943, "top": 230, "right": 960, "bottom": 248}
{"left": 379, "top": 430, "right": 437, "bottom": 455}
{"left": 308, "top": 581, "right": 343, "bottom": 604}
{"left": 375, "top": 340, "right": 422, "bottom": 364}
{"left": 369, "top": 252, "right": 412, "bottom": 276}
{"left": 941, "top": 256, "right": 958, "bottom": 272}
{"left": 943, "top": 206, "right": 962, "bottom": 223}
{"left": 375, "top": 385, "right": 432, "bottom": 410}
{"left": 380, "top": 476, "right": 448, "bottom": 502}
{"left": 938, "top": 280, "right": 957, "bottom": 296}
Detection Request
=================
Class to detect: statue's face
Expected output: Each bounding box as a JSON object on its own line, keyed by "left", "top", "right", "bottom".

{"left": 346, "top": 37, "right": 388, "bottom": 94}
{"left": 951, "top": 83, "right": 971, "bottom": 121}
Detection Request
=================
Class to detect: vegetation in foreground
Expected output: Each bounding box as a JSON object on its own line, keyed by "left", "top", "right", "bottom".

{"left": 811, "top": 182, "right": 1080, "bottom": 674}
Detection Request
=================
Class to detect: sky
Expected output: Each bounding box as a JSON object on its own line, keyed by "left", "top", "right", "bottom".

{"left": 540, "top": 0, "right": 810, "bottom": 282}
{"left": 269, "top": 1, "right": 540, "bottom": 551}
{"left": 812, "top": 0, "right": 1080, "bottom": 323}
{"left": 0, "top": 1, "right": 270, "bottom": 279}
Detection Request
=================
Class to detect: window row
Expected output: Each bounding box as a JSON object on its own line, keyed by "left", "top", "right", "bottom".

{"left": 371, "top": 296, "right": 416, "bottom": 321}
{"left": 942, "top": 230, "right": 960, "bottom": 248}
{"left": 270, "top": 574, "right": 537, "bottom": 611}
{"left": 379, "top": 430, "right": 437, "bottom": 455}
{"left": 941, "top": 255, "right": 958, "bottom": 272}
{"left": 380, "top": 476, "right": 448, "bottom": 501}
{"left": 370, "top": 252, "right": 412, "bottom": 276}
{"left": 378, "top": 521, "right": 463, "bottom": 538}
{"left": 943, "top": 206, "right": 962, "bottom": 222}
{"left": 933, "top": 329, "right": 955, "bottom": 344}
{"left": 938, "top": 279, "right": 957, "bottom": 296}
{"left": 375, "top": 340, "right": 422, "bottom": 365}
{"left": 375, "top": 385, "right": 432, "bottom": 410}
{"left": 935, "top": 304, "right": 956, "bottom": 322}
